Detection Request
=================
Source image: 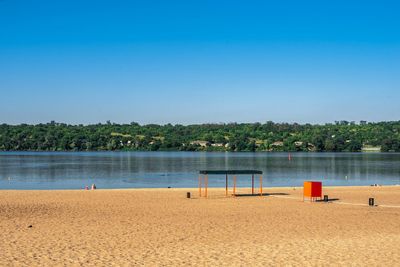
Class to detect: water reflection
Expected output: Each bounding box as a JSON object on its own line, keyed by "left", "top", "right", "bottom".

{"left": 0, "top": 152, "right": 399, "bottom": 189}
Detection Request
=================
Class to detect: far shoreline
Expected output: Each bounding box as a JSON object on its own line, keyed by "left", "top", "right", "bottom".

{"left": 0, "top": 150, "right": 395, "bottom": 153}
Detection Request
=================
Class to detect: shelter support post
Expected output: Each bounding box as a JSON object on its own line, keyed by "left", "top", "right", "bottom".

{"left": 225, "top": 174, "right": 228, "bottom": 197}
{"left": 259, "top": 175, "right": 263, "bottom": 196}
{"left": 198, "top": 175, "right": 202, "bottom": 197}
{"left": 205, "top": 175, "right": 208, "bottom": 198}
{"left": 233, "top": 175, "right": 236, "bottom": 196}
{"left": 252, "top": 174, "right": 254, "bottom": 195}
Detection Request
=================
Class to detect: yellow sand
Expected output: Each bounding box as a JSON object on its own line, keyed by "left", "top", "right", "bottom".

{"left": 1, "top": 186, "right": 400, "bottom": 266}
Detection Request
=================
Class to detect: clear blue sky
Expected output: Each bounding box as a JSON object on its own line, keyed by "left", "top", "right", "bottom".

{"left": 1, "top": 0, "right": 399, "bottom": 125}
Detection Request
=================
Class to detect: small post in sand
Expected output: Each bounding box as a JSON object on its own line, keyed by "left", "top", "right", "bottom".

{"left": 369, "top": 198, "right": 375, "bottom": 206}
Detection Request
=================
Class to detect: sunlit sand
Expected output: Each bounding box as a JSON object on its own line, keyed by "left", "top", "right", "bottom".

{"left": 1, "top": 186, "right": 400, "bottom": 266}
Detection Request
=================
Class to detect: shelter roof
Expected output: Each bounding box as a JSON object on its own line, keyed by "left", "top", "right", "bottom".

{"left": 199, "top": 170, "right": 262, "bottom": 175}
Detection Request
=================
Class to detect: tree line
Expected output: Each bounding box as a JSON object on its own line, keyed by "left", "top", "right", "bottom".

{"left": 0, "top": 120, "right": 399, "bottom": 152}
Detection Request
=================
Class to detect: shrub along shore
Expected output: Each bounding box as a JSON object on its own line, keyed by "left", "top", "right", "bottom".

{"left": 1, "top": 120, "right": 399, "bottom": 152}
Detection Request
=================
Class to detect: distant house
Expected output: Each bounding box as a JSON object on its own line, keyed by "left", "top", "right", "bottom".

{"left": 307, "top": 143, "right": 316, "bottom": 151}
{"left": 294, "top": 141, "right": 303, "bottom": 147}
{"left": 362, "top": 145, "right": 381, "bottom": 152}
{"left": 211, "top": 143, "right": 224, "bottom": 147}
{"left": 190, "top": 141, "right": 210, "bottom": 147}
{"left": 271, "top": 141, "right": 284, "bottom": 147}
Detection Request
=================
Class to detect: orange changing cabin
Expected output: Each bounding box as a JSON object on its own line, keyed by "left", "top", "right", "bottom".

{"left": 303, "top": 181, "right": 322, "bottom": 202}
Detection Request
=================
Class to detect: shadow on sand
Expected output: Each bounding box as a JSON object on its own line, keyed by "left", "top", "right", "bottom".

{"left": 316, "top": 198, "right": 340, "bottom": 202}
{"left": 234, "top": 193, "right": 289, "bottom": 197}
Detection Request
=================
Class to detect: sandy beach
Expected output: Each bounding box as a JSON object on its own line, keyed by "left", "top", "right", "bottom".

{"left": 1, "top": 186, "right": 400, "bottom": 266}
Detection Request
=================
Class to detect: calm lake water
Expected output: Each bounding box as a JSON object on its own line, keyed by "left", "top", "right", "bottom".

{"left": 1, "top": 151, "right": 400, "bottom": 190}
